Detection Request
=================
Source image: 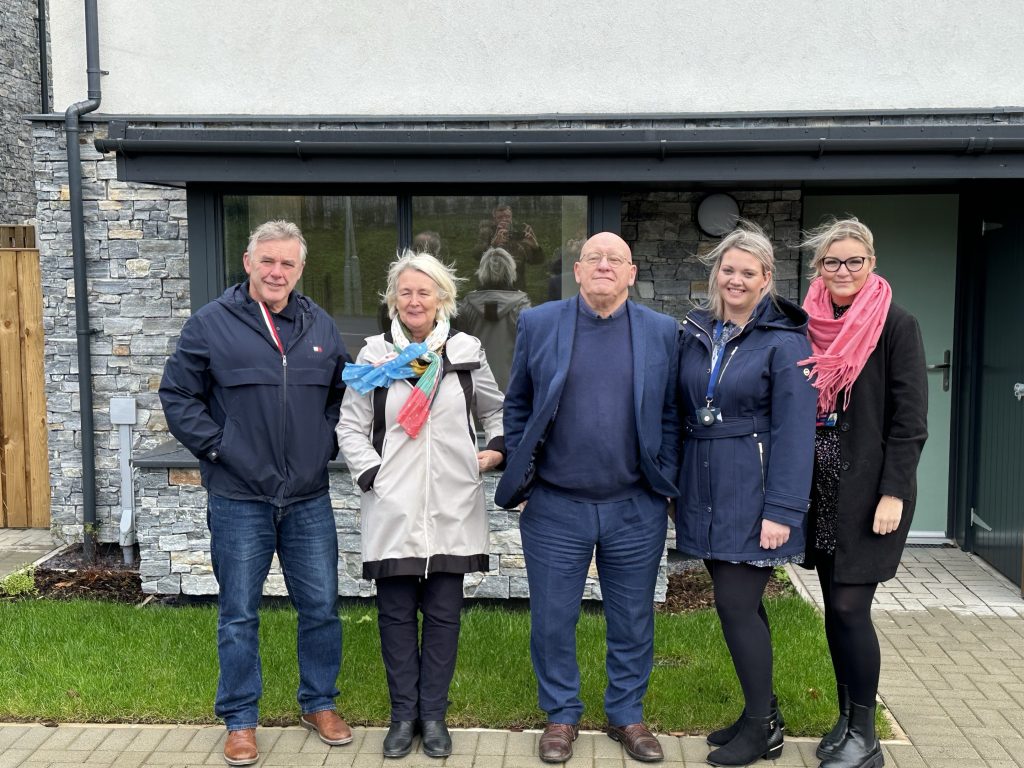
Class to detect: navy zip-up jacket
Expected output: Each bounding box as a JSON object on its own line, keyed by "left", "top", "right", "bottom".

{"left": 159, "top": 282, "right": 350, "bottom": 506}
{"left": 675, "top": 295, "right": 816, "bottom": 562}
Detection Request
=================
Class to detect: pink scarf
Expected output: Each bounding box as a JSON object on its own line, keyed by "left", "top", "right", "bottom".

{"left": 799, "top": 273, "right": 892, "bottom": 415}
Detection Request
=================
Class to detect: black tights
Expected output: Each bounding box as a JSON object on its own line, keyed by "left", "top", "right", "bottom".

{"left": 705, "top": 560, "right": 773, "bottom": 717}
{"left": 816, "top": 553, "right": 880, "bottom": 706}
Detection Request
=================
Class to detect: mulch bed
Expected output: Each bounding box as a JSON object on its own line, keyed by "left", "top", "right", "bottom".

{"left": 32, "top": 542, "right": 145, "bottom": 603}
{"left": 658, "top": 566, "right": 794, "bottom": 614}
{"left": 23, "top": 545, "right": 794, "bottom": 611}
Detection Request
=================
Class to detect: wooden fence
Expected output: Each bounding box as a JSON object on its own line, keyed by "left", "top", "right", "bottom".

{"left": 0, "top": 225, "right": 50, "bottom": 528}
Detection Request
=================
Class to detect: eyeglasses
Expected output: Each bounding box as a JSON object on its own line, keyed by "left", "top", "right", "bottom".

{"left": 821, "top": 256, "right": 868, "bottom": 273}
{"left": 579, "top": 253, "right": 632, "bottom": 268}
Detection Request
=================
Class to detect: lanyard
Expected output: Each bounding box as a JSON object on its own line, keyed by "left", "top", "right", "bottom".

{"left": 704, "top": 321, "right": 728, "bottom": 406}
{"left": 257, "top": 301, "right": 284, "bottom": 356}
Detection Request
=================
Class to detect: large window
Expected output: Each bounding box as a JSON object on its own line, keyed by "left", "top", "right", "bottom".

{"left": 223, "top": 193, "right": 587, "bottom": 382}
{"left": 224, "top": 195, "right": 397, "bottom": 352}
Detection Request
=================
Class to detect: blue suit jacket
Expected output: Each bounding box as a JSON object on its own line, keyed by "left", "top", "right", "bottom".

{"left": 494, "top": 297, "right": 681, "bottom": 509}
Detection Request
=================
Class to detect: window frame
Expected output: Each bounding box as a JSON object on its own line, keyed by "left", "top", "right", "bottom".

{"left": 186, "top": 185, "right": 619, "bottom": 310}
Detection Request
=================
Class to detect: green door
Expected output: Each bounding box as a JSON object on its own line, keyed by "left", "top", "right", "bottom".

{"left": 802, "top": 195, "right": 957, "bottom": 538}
{"left": 972, "top": 198, "right": 1024, "bottom": 588}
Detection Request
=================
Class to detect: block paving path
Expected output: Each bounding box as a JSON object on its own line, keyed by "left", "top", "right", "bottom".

{"left": 0, "top": 529, "right": 57, "bottom": 580}
{"left": 0, "top": 543, "right": 1021, "bottom": 766}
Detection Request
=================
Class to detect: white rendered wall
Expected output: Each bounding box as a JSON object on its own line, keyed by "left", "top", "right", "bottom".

{"left": 50, "top": 0, "right": 1024, "bottom": 116}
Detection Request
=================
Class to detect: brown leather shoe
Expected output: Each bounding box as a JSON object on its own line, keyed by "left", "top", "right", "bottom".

{"left": 607, "top": 722, "right": 664, "bottom": 762}
{"left": 223, "top": 728, "right": 258, "bottom": 766}
{"left": 539, "top": 722, "right": 579, "bottom": 763}
{"left": 300, "top": 709, "right": 354, "bottom": 746}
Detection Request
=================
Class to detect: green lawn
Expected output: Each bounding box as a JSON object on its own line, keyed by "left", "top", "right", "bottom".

{"left": 0, "top": 596, "right": 865, "bottom": 735}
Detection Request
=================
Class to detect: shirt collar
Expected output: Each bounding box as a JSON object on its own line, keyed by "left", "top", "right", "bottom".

{"left": 578, "top": 295, "right": 629, "bottom": 320}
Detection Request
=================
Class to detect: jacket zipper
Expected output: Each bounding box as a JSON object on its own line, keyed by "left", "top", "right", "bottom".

{"left": 757, "top": 440, "right": 765, "bottom": 495}
{"left": 281, "top": 352, "right": 288, "bottom": 492}
{"left": 423, "top": 414, "right": 432, "bottom": 577}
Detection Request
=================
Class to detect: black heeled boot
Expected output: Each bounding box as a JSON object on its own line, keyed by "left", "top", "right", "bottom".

{"left": 420, "top": 720, "right": 452, "bottom": 758}
{"left": 817, "top": 684, "right": 851, "bottom": 759}
{"left": 383, "top": 720, "right": 417, "bottom": 758}
{"left": 706, "top": 712, "right": 783, "bottom": 766}
{"left": 819, "top": 701, "right": 883, "bottom": 768}
{"left": 707, "top": 694, "right": 784, "bottom": 747}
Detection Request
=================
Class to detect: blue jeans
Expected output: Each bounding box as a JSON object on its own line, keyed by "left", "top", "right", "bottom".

{"left": 208, "top": 493, "right": 341, "bottom": 730}
{"left": 519, "top": 485, "right": 667, "bottom": 726}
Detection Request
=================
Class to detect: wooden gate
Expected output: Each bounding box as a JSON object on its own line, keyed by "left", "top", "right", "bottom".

{"left": 0, "top": 226, "right": 50, "bottom": 528}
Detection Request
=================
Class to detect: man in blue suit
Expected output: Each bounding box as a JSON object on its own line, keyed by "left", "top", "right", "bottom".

{"left": 495, "top": 232, "right": 680, "bottom": 763}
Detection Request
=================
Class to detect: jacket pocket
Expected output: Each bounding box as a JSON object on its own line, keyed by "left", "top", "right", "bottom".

{"left": 211, "top": 366, "right": 281, "bottom": 387}
{"left": 287, "top": 366, "right": 334, "bottom": 387}
{"left": 757, "top": 439, "right": 766, "bottom": 496}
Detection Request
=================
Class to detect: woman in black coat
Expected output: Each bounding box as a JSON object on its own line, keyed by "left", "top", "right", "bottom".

{"left": 799, "top": 218, "right": 928, "bottom": 768}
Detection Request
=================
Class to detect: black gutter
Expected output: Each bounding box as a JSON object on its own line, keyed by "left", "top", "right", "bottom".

{"left": 94, "top": 124, "right": 1024, "bottom": 159}
{"left": 66, "top": 0, "right": 102, "bottom": 562}
{"left": 94, "top": 135, "right": 1024, "bottom": 159}
{"left": 37, "top": 0, "right": 49, "bottom": 114}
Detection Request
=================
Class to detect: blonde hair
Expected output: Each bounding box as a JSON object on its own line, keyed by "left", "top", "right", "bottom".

{"left": 802, "top": 217, "right": 876, "bottom": 278}
{"left": 383, "top": 250, "right": 464, "bottom": 321}
{"left": 700, "top": 220, "right": 777, "bottom": 321}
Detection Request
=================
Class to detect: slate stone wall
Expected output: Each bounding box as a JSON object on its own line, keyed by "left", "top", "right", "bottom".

{"left": 1, "top": 0, "right": 48, "bottom": 224}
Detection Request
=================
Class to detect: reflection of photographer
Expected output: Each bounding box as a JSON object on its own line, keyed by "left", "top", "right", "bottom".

{"left": 453, "top": 247, "right": 531, "bottom": 392}
{"left": 473, "top": 204, "right": 544, "bottom": 292}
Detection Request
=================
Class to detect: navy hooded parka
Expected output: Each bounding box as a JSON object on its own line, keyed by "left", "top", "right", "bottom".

{"left": 675, "top": 294, "right": 816, "bottom": 562}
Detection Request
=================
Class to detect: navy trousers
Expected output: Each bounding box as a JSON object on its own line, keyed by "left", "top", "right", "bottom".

{"left": 519, "top": 484, "right": 667, "bottom": 726}
{"left": 375, "top": 572, "right": 464, "bottom": 721}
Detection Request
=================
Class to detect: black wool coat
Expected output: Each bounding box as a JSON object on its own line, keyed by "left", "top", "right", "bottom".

{"left": 802, "top": 302, "right": 929, "bottom": 584}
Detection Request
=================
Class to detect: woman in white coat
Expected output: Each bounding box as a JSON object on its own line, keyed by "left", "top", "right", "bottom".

{"left": 337, "top": 251, "right": 504, "bottom": 759}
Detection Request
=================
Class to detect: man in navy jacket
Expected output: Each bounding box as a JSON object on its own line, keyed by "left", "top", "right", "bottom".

{"left": 160, "top": 220, "right": 352, "bottom": 766}
{"left": 495, "top": 232, "right": 680, "bottom": 763}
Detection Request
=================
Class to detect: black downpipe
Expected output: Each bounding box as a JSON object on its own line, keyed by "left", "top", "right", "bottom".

{"left": 37, "top": 0, "right": 49, "bottom": 113}
{"left": 66, "top": 0, "right": 101, "bottom": 562}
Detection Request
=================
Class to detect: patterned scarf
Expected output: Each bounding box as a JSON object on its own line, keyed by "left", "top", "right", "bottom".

{"left": 391, "top": 316, "right": 449, "bottom": 438}
{"left": 799, "top": 272, "right": 892, "bottom": 415}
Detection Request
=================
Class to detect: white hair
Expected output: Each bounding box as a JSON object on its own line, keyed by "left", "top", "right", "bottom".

{"left": 383, "top": 250, "right": 465, "bottom": 321}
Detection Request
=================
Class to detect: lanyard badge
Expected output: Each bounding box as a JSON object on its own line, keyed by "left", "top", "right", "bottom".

{"left": 697, "top": 321, "right": 727, "bottom": 427}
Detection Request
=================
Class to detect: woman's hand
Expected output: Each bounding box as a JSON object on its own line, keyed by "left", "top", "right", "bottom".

{"left": 477, "top": 449, "right": 503, "bottom": 473}
{"left": 760, "top": 519, "right": 791, "bottom": 550}
{"left": 873, "top": 495, "right": 904, "bottom": 535}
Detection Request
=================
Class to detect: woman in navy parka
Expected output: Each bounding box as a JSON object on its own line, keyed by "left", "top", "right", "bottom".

{"left": 676, "top": 223, "right": 816, "bottom": 767}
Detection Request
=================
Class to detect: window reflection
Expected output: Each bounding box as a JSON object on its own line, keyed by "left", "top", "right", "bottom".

{"left": 222, "top": 193, "right": 587, "bottom": 383}
{"left": 412, "top": 195, "right": 587, "bottom": 389}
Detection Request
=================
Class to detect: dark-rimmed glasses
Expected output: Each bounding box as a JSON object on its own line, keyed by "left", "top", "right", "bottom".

{"left": 821, "top": 256, "right": 868, "bottom": 273}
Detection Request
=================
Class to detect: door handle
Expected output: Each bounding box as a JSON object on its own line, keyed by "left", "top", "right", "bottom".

{"left": 1015, "top": 382, "right": 1024, "bottom": 402}
{"left": 927, "top": 349, "right": 951, "bottom": 392}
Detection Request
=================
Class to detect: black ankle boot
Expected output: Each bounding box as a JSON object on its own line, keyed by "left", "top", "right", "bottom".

{"left": 707, "top": 694, "right": 784, "bottom": 747}
{"left": 819, "top": 701, "right": 883, "bottom": 768}
{"left": 383, "top": 720, "right": 417, "bottom": 758}
{"left": 420, "top": 720, "right": 452, "bottom": 758}
{"left": 706, "top": 712, "right": 783, "bottom": 766}
{"left": 817, "top": 684, "right": 851, "bottom": 759}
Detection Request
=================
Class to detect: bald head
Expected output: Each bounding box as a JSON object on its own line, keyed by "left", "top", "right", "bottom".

{"left": 574, "top": 231, "right": 637, "bottom": 317}
{"left": 581, "top": 232, "right": 631, "bottom": 258}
